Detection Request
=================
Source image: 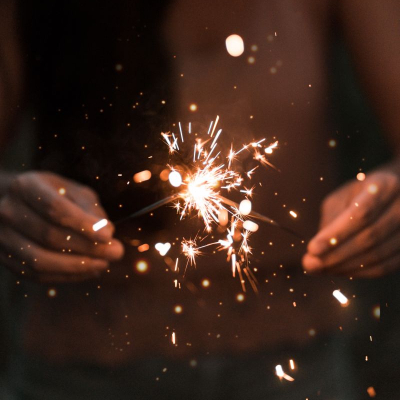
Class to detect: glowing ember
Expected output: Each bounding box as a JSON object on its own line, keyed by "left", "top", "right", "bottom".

{"left": 329, "top": 237, "right": 337, "bottom": 246}
{"left": 182, "top": 238, "right": 201, "bottom": 267}
{"left": 138, "top": 243, "right": 149, "bottom": 252}
{"left": 92, "top": 219, "right": 108, "bottom": 232}
{"left": 357, "top": 172, "right": 366, "bottom": 181}
{"left": 225, "top": 34, "right": 244, "bottom": 57}
{"left": 333, "top": 290, "right": 349, "bottom": 305}
{"left": 155, "top": 242, "right": 171, "bottom": 256}
{"left": 135, "top": 260, "right": 149, "bottom": 274}
{"left": 133, "top": 170, "right": 152, "bottom": 183}
{"left": 275, "top": 365, "right": 295, "bottom": 382}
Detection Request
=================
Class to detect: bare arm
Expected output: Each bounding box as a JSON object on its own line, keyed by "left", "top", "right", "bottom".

{"left": 302, "top": 1, "right": 400, "bottom": 278}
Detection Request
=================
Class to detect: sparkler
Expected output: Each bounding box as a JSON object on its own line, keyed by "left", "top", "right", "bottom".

{"left": 115, "top": 117, "right": 301, "bottom": 290}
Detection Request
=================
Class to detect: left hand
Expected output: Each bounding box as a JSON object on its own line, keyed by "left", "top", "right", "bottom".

{"left": 302, "top": 170, "right": 400, "bottom": 278}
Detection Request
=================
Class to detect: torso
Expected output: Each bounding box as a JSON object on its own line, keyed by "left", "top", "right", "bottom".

{"left": 17, "top": 0, "right": 361, "bottom": 365}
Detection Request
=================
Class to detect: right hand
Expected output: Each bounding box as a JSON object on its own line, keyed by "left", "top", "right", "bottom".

{"left": 0, "top": 171, "right": 124, "bottom": 282}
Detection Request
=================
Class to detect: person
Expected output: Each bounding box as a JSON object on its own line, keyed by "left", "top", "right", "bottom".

{"left": 0, "top": 0, "right": 399, "bottom": 398}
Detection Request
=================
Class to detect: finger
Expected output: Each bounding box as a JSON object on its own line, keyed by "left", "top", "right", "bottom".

{"left": 0, "top": 196, "right": 124, "bottom": 261}
{"left": 0, "top": 223, "right": 109, "bottom": 274}
{"left": 308, "top": 176, "right": 399, "bottom": 256}
{"left": 0, "top": 251, "right": 102, "bottom": 283}
{"left": 33, "top": 271, "right": 103, "bottom": 283}
{"left": 65, "top": 183, "right": 117, "bottom": 233}
{"left": 352, "top": 252, "right": 400, "bottom": 279}
{"left": 303, "top": 198, "right": 400, "bottom": 269}
{"left": 304, "top": 229, "right": 400, "bottom": 276}
{"left": 10, "top": 173, "right": 114, "bottom": 243}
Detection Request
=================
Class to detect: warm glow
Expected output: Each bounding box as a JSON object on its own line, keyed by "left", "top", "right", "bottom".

{"left": 174, "top": 305, "right": 183, "bottom": 314}
{"left": 357, "top": 172, "right": 366, "bottom": 181}
{"left": 368, "top": 183, "right": 378, "bottom": 194}
{"left": 137, "top": 244, "right": 149, "bottom": 253}
{"left": 333, "top": 290, "right": 349, "bottom": 305}
{"left": 372, "top": 305, "right": 380, "bottom": 320}
{"left": 243, "top": 220, "right": 259, "bottom": 232}
{"left": 201, "top": 279, "right": 210, "bottom": 288}
{"left": 225, "top": 34, "right": 245, "bottom": 57}
{"left": 135, "top": 260, "right": 149, "bottom": 274}
{"left": 236, "top": 293, "right": 245, "bottom": 302}
{"left": 155, "top": 242, "right": 171, "bottom": 256}
{"left": 160, "top": 169, "right": 170, "bottom": 181}
{"left": 133, "top": 170, "right": 152, "bottom": 183}
{"left": 218, "top": 208, "right": 229, "bottom": 226}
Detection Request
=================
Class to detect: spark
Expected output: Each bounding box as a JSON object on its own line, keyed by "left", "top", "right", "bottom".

{"left": 275, "top": 365, "right": 295, "bottom": 382}
{"left": 182, "top": 238, "right": 201, "bottom": 267}
{"left": 155, "top": 242, "right": 171, "bottom": 256}
{"left": 265, "top": 140, "right": 278, "bottom": 154}
{"left": 160, "top": 117, "right": 278, "bottom": 290}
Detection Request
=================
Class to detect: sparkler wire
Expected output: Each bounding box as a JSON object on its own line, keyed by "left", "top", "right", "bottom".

{"left": 114, "top": 194, "right": 180, "bottom": 225}
{"left": 115, "top": 192, "right": 303, "bottom": 240}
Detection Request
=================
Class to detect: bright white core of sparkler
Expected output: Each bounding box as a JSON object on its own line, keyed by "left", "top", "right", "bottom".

{"left": 92, "top": 219, "right": 108, "bottom": 232}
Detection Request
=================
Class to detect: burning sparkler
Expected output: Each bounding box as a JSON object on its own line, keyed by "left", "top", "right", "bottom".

{"left": 116, "top": 116, "right": 300, "bottom": 290}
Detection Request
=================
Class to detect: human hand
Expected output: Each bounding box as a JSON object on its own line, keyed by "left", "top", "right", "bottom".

{"left": 302, "top": 171, "right": 400, "bottom": 278}
{"left": 0, "top": 171, "right": 124, "bottom": 282}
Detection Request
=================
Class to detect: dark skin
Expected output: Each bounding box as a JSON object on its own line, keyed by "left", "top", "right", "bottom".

{"left": 0, "top": 0, "right": 399, "bottom": 281}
